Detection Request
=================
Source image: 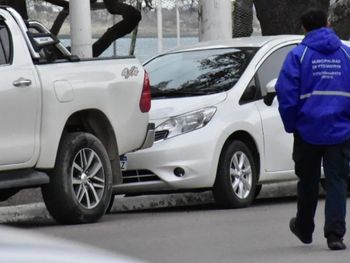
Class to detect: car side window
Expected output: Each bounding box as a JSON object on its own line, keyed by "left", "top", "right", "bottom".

{"left": 256, "top": 45, "right": 296, "bottom": 96}
{"left": 0, "top": 20, "right": 12, "bottom": 65}
{"left": 239, "top": 76, "right": 261, "bottom": 105}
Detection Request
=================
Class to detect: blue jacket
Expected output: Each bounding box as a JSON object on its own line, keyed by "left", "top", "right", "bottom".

{"left": 276, "top": 28, "right": 350, "bottom": 145}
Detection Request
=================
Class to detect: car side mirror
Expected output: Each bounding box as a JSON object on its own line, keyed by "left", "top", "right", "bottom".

{"left": 266, "top": 79, "right": 277, "bottom": 94}
{"left": 264, "top": 78, "right": 277, "bottom": 106}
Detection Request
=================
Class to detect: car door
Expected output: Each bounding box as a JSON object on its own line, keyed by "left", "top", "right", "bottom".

{"left": 0, "top": 19, "right": 39, "bottom": 166}
{"left": 254, "top": 44, "right": 297, "bottom": 172}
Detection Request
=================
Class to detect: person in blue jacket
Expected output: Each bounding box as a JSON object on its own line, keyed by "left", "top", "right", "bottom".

{"left": 276, "top": 8, "right": 350, "bottom": 250}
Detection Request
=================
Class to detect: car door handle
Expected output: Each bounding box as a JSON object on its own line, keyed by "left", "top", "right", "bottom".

{"left": 13, "top": 78, "right": 32, "bottom": 87}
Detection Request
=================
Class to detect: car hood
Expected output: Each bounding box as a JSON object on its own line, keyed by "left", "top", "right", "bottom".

{"left": 150, "top": 92, "right": 227, "bottom": 126}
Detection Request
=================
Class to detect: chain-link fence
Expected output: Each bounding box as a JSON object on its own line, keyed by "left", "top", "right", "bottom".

{"left": 232, "top": 0, "right": 261, "bottom": 37}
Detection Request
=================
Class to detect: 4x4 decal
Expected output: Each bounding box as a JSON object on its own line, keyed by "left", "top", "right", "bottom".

{"left": 122, "top": 66, "right": 139, "bottom": 79}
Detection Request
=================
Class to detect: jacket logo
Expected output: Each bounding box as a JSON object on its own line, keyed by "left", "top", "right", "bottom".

{"left": 122, "top": 66, "right": 139, "bottom": 79}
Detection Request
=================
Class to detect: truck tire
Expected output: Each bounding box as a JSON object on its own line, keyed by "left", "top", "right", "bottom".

{"left": 106, "top": 194, "right": 115, "bottom": 213}
{"left": 42, "top": 132, "right": 112, "bottom": 224}
{"left": 213, "top": 140, "right": 257, "bottom": 208}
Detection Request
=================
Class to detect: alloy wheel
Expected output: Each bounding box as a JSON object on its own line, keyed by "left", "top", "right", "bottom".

{"left": 229, "top": 151, "right": 252, "bottom": 199}
{"left": 71, "top": 148, "right": 105, "bottom": 209}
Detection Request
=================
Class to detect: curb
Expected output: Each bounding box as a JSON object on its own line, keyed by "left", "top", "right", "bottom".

{"left": 0, "top": 182, "right": 298, "bottom": 224}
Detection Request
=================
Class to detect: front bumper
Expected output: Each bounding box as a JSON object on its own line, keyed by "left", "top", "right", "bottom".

{"left": 119, "top": 126, "right": 221, "bottom": 192}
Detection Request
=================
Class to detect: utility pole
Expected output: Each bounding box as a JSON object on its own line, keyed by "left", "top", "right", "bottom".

{"left": 199, "top": 0, "right": 232, "bottom": 42}
{"left": 176, "top": 0, "right": 181, "bottom": 47}
{"left": 69, "top": 0, "right": 93, "bottom": 58}
{"left": 157, "top": 0, "right": 163, "bottom": 52}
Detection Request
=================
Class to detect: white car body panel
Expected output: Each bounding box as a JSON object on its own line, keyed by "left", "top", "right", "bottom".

{"left": 150, "top": 92, "right": 227, "bottom": 124}
{"left": 35, "top": 59, "right": 148, "bottom": 168}
{"left": 124, "top": 92, "right": 265, "bottom": 190}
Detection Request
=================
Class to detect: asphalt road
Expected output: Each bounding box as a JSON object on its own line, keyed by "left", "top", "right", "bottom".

{"left": 2, "top": 183, "right": 350, "bottom": 263}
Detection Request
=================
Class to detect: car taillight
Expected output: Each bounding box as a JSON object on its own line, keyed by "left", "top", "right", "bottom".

{"left": 140, "top": 70, "right": 151, "bottom": 113}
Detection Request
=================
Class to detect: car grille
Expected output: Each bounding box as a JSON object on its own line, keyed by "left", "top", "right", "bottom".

{"left": 122, "top": 170, "right": 161, "bottom": 183}
{"left": 155, "top": 130, "right": 169, "bottom": 142}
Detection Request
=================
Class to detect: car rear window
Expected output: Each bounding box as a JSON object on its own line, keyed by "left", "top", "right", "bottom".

{"left": 144, "top": 47, "right": 258, "bottom": 98}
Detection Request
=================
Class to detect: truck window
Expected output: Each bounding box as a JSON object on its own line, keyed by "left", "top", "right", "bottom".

{"left": 0, "top": 21, "right": 11, "bottom": 65}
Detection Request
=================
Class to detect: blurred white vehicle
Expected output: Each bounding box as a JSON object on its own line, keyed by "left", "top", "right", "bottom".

{"left": 113, "top": 36, "right": 306, "bottom": 208}
{"left": 0, "top": 226, "right": 146, "bottom": 263}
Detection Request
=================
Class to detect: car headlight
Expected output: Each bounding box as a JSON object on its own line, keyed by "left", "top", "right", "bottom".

{"left": 156, "top": 107, "right": 217, "bottom": 140}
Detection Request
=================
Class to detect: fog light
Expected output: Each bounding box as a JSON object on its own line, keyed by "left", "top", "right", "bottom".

{"left": 174, "top": 167, "right": 185, "bottom": 177}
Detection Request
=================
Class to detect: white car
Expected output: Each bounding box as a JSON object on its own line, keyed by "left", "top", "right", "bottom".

{"left": 0, "top": 226, "right": 146, "bottom": 263}
{"left": 114, "top": 36, "right": 309, "bottom": 208}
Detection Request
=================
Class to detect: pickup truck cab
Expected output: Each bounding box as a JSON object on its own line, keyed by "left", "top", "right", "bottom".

{"left": 0, "top": 7, "right": 154, "bottom": 224}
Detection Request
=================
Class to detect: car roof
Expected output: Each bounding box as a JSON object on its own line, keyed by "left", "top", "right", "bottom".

{"left": 143, "top": 35, "right": 304, "bottom": 64}
{"left": 173, "top": 35, "right": 303, "bottom": 52}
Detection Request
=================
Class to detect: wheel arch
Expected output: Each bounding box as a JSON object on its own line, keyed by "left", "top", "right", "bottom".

{"left": 218, "top": 130, "right": 261, "bottom": 181}
{"left": 60, "top": 109, "right": 121, "bottom": 184}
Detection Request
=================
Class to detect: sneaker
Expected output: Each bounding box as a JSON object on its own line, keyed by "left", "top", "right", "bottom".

{"left": 327, "top": 235, "right": 346, "bottom": 250}
{"left": 289, "top": 217, "right": 312, "bottom": 244}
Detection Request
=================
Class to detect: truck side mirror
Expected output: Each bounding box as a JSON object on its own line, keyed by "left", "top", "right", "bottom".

{"left": 264, "top": 78, "right": 277, "bottom": 106}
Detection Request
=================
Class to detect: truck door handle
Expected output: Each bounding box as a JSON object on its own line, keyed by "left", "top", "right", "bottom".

{"left": 13, "top": 78, "right": 32, "bottom": 87}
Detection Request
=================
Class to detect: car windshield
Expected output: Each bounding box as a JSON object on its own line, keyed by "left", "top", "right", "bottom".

{"left": 144, "top": 47, "right": 258, "bottom": 98}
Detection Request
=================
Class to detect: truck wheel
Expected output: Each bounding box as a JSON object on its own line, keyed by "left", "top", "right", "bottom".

{"left": 42, "top": 132, "right": 112, "bottom": 224}
{"left": 213, "top": 140, "right": 257, "bottom": 208}
{"left": 106, "top": 194, "right": 115, "bottom": 214}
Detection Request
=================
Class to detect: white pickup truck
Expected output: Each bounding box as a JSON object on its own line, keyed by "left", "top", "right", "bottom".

{"left": 0, "top": 7, "right": 154, "bottom": 224}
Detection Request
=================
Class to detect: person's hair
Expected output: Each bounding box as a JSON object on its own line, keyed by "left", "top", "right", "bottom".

{"left": 301, "top": 8, "right": 328, "bottom": 32}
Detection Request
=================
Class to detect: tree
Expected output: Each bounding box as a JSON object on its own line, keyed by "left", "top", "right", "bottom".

{"left": 329, "top": 0, "right": 350, "bottom": 40}
{"left": 232, "top": 0, "right": 253, "bottom": 37}
{"left": 253, "top": 0, "right": 330, "bottom": 35}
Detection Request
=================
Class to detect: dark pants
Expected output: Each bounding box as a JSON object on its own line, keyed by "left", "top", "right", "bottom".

{"left": 293, "top": 134, "right": 349, "bottom": 238}
{"left": 92, "top": 0, "right": 141, "bottom": 57}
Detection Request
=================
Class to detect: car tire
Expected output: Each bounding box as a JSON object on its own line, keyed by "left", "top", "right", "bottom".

{"left": 213, "top": 140, "right": 257, "bottom": 208}
{"left": 254, "top": 185, "right": 262, "bottom": 198}
{"left": 42, "top": 132, "right": 112, "bottom": 224}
